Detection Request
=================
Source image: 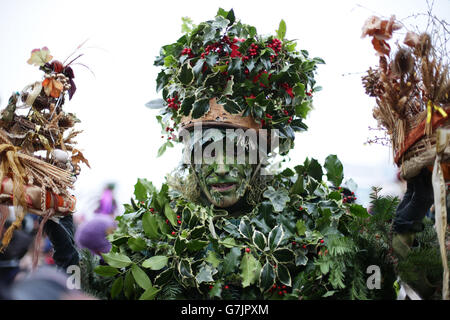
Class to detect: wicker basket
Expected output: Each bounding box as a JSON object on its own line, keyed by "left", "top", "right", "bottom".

{"left": 395, "top": 105, "right": 450, "bottom": 180}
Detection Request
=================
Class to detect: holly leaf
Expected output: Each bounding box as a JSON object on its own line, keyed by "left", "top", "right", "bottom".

{"left": 259, "top": 261, "right": 275, "bottom": 292}
{"left": 240, "top": 252, "right": 262, "bottom": 288}
{"left": 276, "top": 263, "right": 291, "bottom": 286}
{"left": 324, "top": 154, "right": 343, "bottom": 187}
{"left": 223, "top": 247, "right": 241, "bottom": 274}
{"left": 192, "top": 98, "right": 210, "bottom": 119}
{"left": 178, "top": 63, "right": 194, "bottom": 85}
{"left": 27, "top": 47, "right": 53, "bottom": 66}
{"left": 268, "top": 225, "right": 284, "bottom": 251}
{"left": 142, "top": 212, "right": 160, "bottom": 239}
{"left": 195, "top": 264, "right": 216, "bottom": 284}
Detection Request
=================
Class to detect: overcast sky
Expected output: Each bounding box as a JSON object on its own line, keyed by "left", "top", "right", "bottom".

{"left": 1, "top": 0, "right": 449, "bottom": 218}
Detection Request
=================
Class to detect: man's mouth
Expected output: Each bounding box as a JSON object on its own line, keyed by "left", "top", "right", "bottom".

{"left": 209, "top": 183, "right": 236, "bottom": 192}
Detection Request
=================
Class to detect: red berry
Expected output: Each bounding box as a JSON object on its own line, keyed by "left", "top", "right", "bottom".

{"left": 171, "top": 231, "right": 176, "bottom": 235}
{"left": 320, "top": 239, "right": 324, "bottom": 244}
{"left": 150, "top": 208, "right": 154, "bottom": 212}
{"left": 245, "top": 248, "right": 251, "bottom": 253}
{"left": 292, "top": 241, "right": 296, "bottom": 245}
{"left": 302, "top": 245, "right": 307, "bottom": 249}
{"left": 177, "top": 220, "right": 181, "bottom": 224}
{"left": 224, "top": 285, "right": 229, "bottom": 290}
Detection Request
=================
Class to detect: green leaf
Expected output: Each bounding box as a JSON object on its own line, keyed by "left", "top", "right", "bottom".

{"left": 276, "top": 19, "right": 286, "bottom": 40}
{"left": 276, "top": 264, "right": 292, "bottom": 286}
{"left": 163, "top": 55, "right": 177, "bottom": 67}
{"left": 295, "top": 251, "right": 308, "bottom": 266}
{"left": 175, "top": 237, "right": 187, "bottom": 254}
{"left": 293, "top": 82, "right": 305, "bottom": 98}
{"left": 142, "top": 212, "right": 160, "bottom": 239}
{"left": 102, "top": 252, "right": 132, "bottom": 269}
{"left": 295, "top": 101, "right": 311, "bottom": 118}
{"left": 94, "top": 265, "right": 119, "bottom": 277}
{"left": 268, "top": 225, "right": 284, "bottom": 251}
{"left": 228, "top": 58, "right": 242, "bottom": 74}
{"left": 154, "top": 267, "right": 174, "bottom": 286}
{"left": 273, "top": 248, "right": 295, "bottom": 263}
{"left": 240, "top": 252, "right": 262, "bottom": 288}
{"left": 193, "top": 58, "right": 205, "bottom": 76}
{"left": 219, "top": 237, "right": 237, "bottom": 248}
{"left": 222, "top": 98, "right": 242, "bottom": 114}
{"left": 124, "top": 270, "right": 135, "bottom": 299}
{"left": 131, "top": 264, "right": 152, "bottom": 290}
{"left": 142, "top": 255, "right": 169, "bottom": 270}
{"left": 223, "top": 76, "right": 234, "bottom": 96}
{"left": 164, "top": 202, "right": 178, "bottom": 227}
{"left": 205, "top": 53, "right": 219, "bottom": 67}
{"left": 186, "top": 239, "right": 209, "bottom": 252}
{"left": 192, "top": 98, "right": 210, "bottom": 119}
{"left": 252, "top": 230, "right": 267, "bottom": 251}
{"left": 110, "top": 277, "right": 123, "bottom": 299}
{"left": 324, "top": 154, "right": 344, "bottom": 187}
{"left": 195, "top": 264, "right": 215, "bottom": 284}
{"left": 139, "top": 286, "right": 160, "bottom": 300}
{"left": 178, "top": 63, "right": 194, "bottom": 85}
{"left": 134, "top": 178, "right": 156, "bottom": 201}
{"left": 178, "top": 259, "right": 194, "bottom": 278}
{"left": 128, "top": 237, "right": 147, "bottom": 252}
{"left": 206, "top": 250, "right": 221, "bottom": 268}
{"left": 296, "top": 220, "right": 307, "bottom": 236}
{"left": 307, "top": 158, "right": 323, "bottom": 182}
{"left": 349, "top": 204, "right": 370, "bottom": 218}
{"left": 223, "top": 247, "right": 241, "bottom": 274}
{"left": 259, "top": 261, "right": 275, "bottom": 292}
{"left": 180, "top": 95, "right": 195, "bottom": 116}
{"left": 291, "top": 175, "right": 304, "bottom": 195}
{"left": 145, "top": 98, "right": 165, "bottom": 109}
{"left": 238, "top": 218, "right": 253, "bottom": 239}
{"left": 263, "top": 186, "right": 290, "bottom": 213}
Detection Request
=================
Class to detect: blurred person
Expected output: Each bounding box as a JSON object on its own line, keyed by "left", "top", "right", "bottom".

{"left": 75, "top": 215, "right": 117, "bottom": 258}
{"left": 94, "top": 183, "right": 117, "bottom": 218}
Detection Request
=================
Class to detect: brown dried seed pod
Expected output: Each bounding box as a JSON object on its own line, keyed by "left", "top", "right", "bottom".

{"left": 393, "top": 48, "right": 414, "bottom": 76}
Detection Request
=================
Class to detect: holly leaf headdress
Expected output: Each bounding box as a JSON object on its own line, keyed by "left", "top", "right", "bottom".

{"left": 148, "top": 8, "right": 324, "bottom": 156}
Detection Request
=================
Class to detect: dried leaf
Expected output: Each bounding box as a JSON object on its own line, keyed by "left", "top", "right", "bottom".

{"left": 403, "top": 31, "right": 420, "bottom": 48}
{"left": 71, "top": 148, "right": 90, "bottom": 168}
{"left": 371, "top": 37, "right": 391, "bottom": 56}
{"left": 27, "top": 47, "right": 53, "bottom": 67}
{"left": 362, "top": 15, "right": 401, "bottom": 56}
{"left": 42, "top": 78, "right": 64, "bottom": 98}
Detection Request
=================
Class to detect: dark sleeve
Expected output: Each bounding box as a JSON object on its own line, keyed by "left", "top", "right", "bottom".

{"left": 43, "top": 215, "right": 79, "bottom": 270}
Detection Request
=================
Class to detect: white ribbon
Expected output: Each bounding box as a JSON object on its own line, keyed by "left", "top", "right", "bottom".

{"left": 431, "top": 128, "right": 450, "bottom": 300}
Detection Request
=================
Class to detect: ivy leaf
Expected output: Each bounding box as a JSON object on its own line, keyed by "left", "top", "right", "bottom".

{"left": 110, "top": 276, "right": 123, "bottom": 299}
{"left": 94, "top": 265, "right": 119, "bottom": 277}
{"left": 276, "top": 20, "right": 286, "bottom": 40}
{"left": 223, "top": 247, "right": 241, "bottom": 274}
{"left": 324, "top": 154, "right": 344, "bottom": 187}
{"left": 142, "top": 256, "right": 169, "bottom": 270}
{"left": 195, "top": 264, "right": 215, "bottom": 284}
{"left": 131, "top": 264, "right": 152, "bottom": 290}
{"left": 128, "top": 237, "right": 147, "bottom": 252}
{"left": 192, "top": 98, "right": 210, "bottom": 119}
{"left": 178, "top": 63, "right": 194, "bottom": 85}
{"left": 276, "top": 263, "right": 292, "bottom": 287}
{"left": 263, "top": 186, "right": 290, "bottom": 213}
{"left": 102, "top": 252, "right": 132, "bottom": 269}
{"left": 252, "top": 230, "right": 267, "bottom": 251}
{"left": 142, "top": 212, "right": 160, "bottom": 239}
{"left": 240, "top": 252, "right": 262, "bottom": 288}
{"left": 268, "top": 225, "right": 284, "bottom": 251}
{"left": 259, "top": 261, "right": 275, "bottom": 292}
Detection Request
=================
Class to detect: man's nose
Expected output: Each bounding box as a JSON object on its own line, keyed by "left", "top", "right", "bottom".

{"left": 215, "top": 163, "right": 230, "bottom": 176}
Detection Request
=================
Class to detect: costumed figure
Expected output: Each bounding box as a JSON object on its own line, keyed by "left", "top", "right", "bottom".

{"left": 0, "top": 46, "right": 90, "bottom": 270}
{"left": 81, "top": 9, "right": 407, "bottom": 300}
{"left": 361, "top": 15, "right": 450, "bottom": 299}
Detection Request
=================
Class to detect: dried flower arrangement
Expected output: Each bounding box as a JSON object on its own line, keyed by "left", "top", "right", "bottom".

{"left": 361, "top": 15, "right": 450, "bottom": 179}
{"left": 0, "top": 46, "right": 90, "bottom": 250}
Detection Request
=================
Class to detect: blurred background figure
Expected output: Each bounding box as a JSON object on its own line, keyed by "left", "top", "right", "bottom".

{"left": 75, "top": 215, "right": 117, "bottom": 258}
{"left": 94, "top": 183, "right": 117, "bottom": 218}
{"left": 1, "top": 265, "right": 95, "bottom": 300}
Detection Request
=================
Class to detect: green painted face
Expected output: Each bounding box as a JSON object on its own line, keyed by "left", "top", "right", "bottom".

{"left": 190, "top": 131, "right": 259, "bottom": 208}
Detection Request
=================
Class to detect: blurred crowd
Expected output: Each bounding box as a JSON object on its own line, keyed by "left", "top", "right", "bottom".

{"left": 0, "top": 183, "right": 118, "bottom": 300}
